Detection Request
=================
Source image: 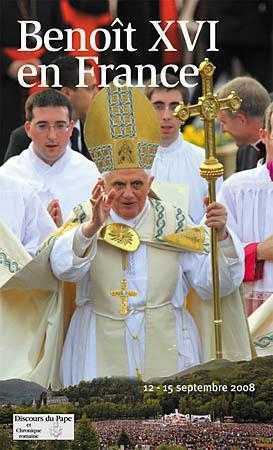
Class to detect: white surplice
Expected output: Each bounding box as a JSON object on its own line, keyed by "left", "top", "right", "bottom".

{"left": 218, "top": 164, "right": 273, "bottom": 308}
{"left": 1, "top": 144, "right": 100, "bottom": 221}
{"left": 0, "top": 173, "right": 56, "bottom": 255}
{"left": 50, "top": 201, "right": 244, "bottom": 386}
{"left": 151, "top": 135, "right": 208, "bottom": 223}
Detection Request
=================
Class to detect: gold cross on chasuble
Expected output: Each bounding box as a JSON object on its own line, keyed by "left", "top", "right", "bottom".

{"left": 111, "top": 278, "right": 137, "bottom": 315}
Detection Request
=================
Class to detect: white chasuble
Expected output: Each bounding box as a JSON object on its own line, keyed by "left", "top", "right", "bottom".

{"left": 50, "top": 200, "right": 252, "bottom": 386}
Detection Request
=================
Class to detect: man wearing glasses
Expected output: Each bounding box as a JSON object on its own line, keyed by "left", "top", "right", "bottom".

{"left": 1, "top": 89, "right": 100, "bottom": 227}
{"left": 4, "top": 56, "right": 99, "bottom": 162}
{"left": 145, "top": 74, "right": 218, "bottom": 224}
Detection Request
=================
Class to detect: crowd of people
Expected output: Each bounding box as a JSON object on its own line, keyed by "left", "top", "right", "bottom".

{"left": 95, "top": 420, "right": 273, "bottom": 448}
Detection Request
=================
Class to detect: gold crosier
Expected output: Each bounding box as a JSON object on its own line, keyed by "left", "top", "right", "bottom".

{"left": 174, "top": 58, "right": 241, "bottom": 359}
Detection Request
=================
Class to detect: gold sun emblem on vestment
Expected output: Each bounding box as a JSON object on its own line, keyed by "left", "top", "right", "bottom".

{"left": 109, "top": 225, "right": 134, "bottom": 246}
{"left": 100, "top": 223, "right": 140, "bottom": 252}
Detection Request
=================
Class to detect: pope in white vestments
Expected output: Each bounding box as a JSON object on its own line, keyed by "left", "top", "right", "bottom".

{"left": 48, "top": 83, "right": 252, "bottom": 386}
{"left": 50, "top": 196, "right": 249, "bottom": 386}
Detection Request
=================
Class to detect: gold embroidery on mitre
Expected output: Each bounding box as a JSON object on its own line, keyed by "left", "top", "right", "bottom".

{"left": 84, "top": 83, "right": 161, "bottom": 172}
{"left": 100, "top": 223, "right": 140, "bottom": 252}
{"left": 162, "top": 226, "right": 207, "bottom": 252}
{"left": 113, "top": 139, "right": 138, "bottom": 169}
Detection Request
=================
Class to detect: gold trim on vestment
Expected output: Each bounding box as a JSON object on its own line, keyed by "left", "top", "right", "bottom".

{"left": 162, "top": 226, "right": 207, "bottom": 253}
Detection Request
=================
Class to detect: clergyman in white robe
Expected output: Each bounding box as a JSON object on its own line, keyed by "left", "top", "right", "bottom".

{"left": 219, "top": 164, "right": 273, "bottom": 313}
{"left": 0, "top": 172, "right": 55, "bottom": 255}
{"left": 1, "top": 144, "right": 100, "bottom": 221}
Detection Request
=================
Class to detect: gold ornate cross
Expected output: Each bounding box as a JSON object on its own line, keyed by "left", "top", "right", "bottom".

{"left": 174, "top": 58, "right": 241, "bottom": 177}
{"left": 174, "top": 58, "right": 241, "bottom": 359}
{"left": 111, "top": 278, "right": 137, "bottom": 315}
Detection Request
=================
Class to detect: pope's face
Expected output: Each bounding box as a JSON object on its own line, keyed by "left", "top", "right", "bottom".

{"left": 104, "top": 169, "right": 153, "bottom": 220}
